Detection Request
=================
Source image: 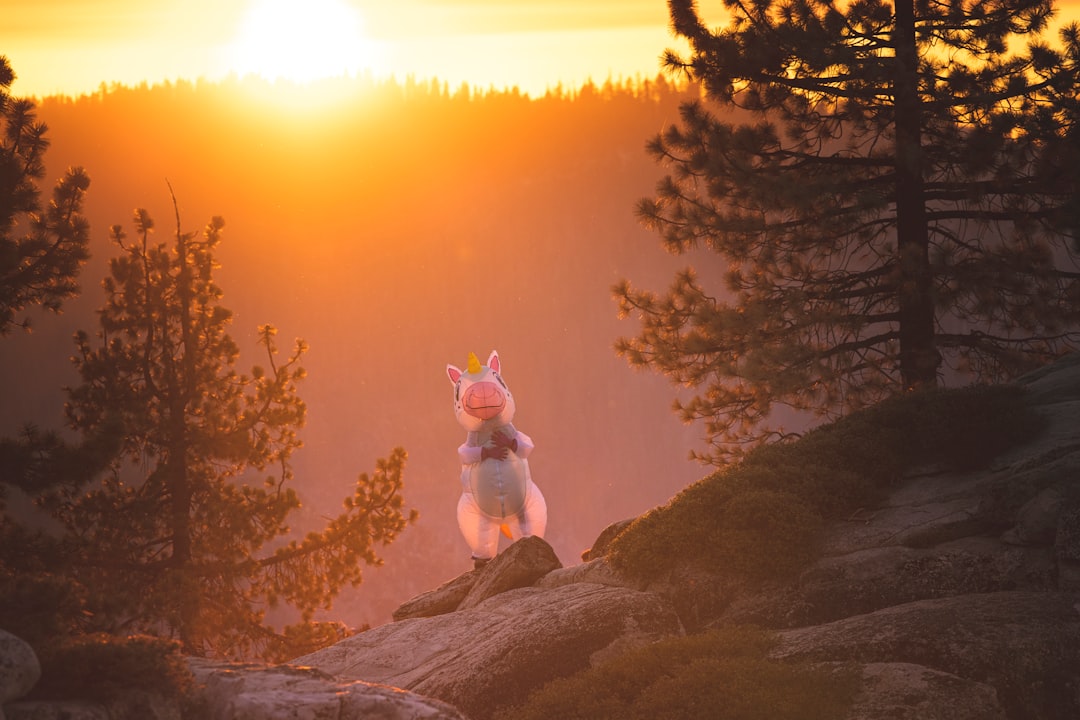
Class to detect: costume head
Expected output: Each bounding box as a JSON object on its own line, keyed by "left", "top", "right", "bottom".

{"left": 446, "top": 350, "right": 516, "bottom": 432}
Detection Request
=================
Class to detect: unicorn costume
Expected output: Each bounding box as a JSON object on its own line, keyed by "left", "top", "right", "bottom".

{"left": 446, "top": 351, "right": 547, "bottom": 565}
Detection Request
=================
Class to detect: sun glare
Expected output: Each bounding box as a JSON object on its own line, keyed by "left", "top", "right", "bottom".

{"left": 227, "top": 0, "right": 382, "bottom": 84}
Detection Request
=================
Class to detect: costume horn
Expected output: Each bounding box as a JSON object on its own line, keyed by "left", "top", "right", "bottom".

{"left": 466, "top": 352, "right": 482, "bottom": 374}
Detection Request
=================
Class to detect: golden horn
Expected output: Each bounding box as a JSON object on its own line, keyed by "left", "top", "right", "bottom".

{"left": 466, "top": 352, "right": 482, "bottom": 374}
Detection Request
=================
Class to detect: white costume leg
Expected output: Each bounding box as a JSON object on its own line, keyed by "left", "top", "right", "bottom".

{"left": 517, "top": 481, "right": 547, "bottom": 538}
{"left": 457, "top": 492, "right": 500, "bottom": 560}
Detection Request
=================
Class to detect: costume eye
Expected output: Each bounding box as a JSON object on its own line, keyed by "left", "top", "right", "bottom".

{"left": 494, "top": 373, "right": 507, "bottom": 390}
{"left": 454, "top": 382, "right": 461, "bottom": 402}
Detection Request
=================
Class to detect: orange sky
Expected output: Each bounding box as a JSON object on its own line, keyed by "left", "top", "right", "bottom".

{"left": 4, "top": 0, "right": 677, "bottom": 98}
{"left": 5, "top": 0, "right": 1080, "bottom": 99}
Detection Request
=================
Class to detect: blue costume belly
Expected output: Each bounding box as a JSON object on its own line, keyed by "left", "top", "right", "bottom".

{"left": 469, "top": 452, "right": 528, "bottom": 519}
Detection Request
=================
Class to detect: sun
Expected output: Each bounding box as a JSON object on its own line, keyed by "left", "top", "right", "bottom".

{"left": 227, "top": 0, "right": 382, "bottom": 83}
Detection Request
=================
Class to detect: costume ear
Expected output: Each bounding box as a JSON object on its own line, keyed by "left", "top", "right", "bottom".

{"left": 487, "top": 350, "right": 500, "bottom": 374}
{"left": 447, "top": 364, "right": 463, "bottom": 384}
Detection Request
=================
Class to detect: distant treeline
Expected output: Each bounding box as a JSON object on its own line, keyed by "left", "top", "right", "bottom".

{"left": 37, "top": 70, "right": 696, "bottom": 106}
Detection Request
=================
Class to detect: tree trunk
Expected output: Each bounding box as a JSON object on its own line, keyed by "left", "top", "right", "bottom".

{"left": 169, "top": 188, "right": 199, "bottom": 651}
{"left": 892, "top": 0, "right": 940, "bottom": 389}
{"left": 167, "top": 413, "right": 198, "bottom": 651}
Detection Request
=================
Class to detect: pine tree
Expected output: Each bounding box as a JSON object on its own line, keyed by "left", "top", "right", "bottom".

{"left": 29, "top": 198, "right": 415, "bottom": 657}
{"left": 615, "top": 0, "right": 1080, "bottom": 462}
{"left": 0, "top": 55, "right": 91, "bottom": 333}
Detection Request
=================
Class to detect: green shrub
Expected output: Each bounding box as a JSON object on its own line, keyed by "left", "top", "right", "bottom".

{"left": 608, "top": 383, "right": 1037, "bottom": 583}
{"left": 746, "top": 414, "right": 905, "bottom": 488}
{"left": 29, "top": 633, "right": 193, "bottom": 704}
{"left": 609, "top": 484, "right": 823, "bottom": 582}
{"left": 711, "top": 490, "right": 823, "bottom": 579}
{"left": 722, "top": 462, "right": 871, "bottom": 517}
{"left": 494, "top": 626, "right": 857, "bottom": 720}
{"left": 606, "top": 467, "right": 742, "bottom": 580}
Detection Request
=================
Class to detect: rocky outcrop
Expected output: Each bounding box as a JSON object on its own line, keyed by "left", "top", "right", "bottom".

{"left": 774, "top": 591, "right": 1080, "bottom": 719}
{"left": 580, "top": 517, "right": 633, "bottom": 561}
{"left": 185, "top": 660, "right": 467, "bottom": 720}
{"left": 7, "top": 355, "right": 1079, "bottom": 719}
{"left": 700, "top": 360, "right": 1080, "bottom": 637}
{"left": 294, "top": 579, "right": 682, "bottom": 720}
{"left": 840, "top": 662, "right": 1007, "bottom": 720}
{"left": 2, "top": 656, "right": 469, "bottom": 720}
{"left": 393, "top": 535, "right": 563, "bottom": 621}
{"left": 293, "top": 353, "right": 1080, "bottom": 720}
{"left": 392, "top": 569, "right": 483, "bottom": 622}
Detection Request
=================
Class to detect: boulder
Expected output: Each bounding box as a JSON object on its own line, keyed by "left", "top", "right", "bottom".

{"left": 1004, "top": 484, "right": 1067, "bottom": 546}
{"left": 0, "top": 630, "right": 40, "bottom": 707}
{"left": 537, "top": 556, "right": 638, "bottom": 591}
{"left": 984, "top": 446, "right": 1080, "bottom": 532}
{"left": 580, "top": 518, "right": 633, "bottom": 561}
{"left": 457, "top": 535, "right": 562, "bottom": 610}
{"left": 1016, "top": 351, "right": 1080, "bottom": 405}
{"left": 392, "top": 536, "right": 563, "bottom": 621}
{"left": 721, "top": 536, "right": 1057, "bottom": 628}
{"left": 186, "top": 659, "right": 467, "bottom": 720}
{"left": 820, "top": 473, "right": 1002, "bottom": 557}
{"left": 773, "top": 591, "right": 1080, "bottom": 720}
{"left": 393, "top": 569, "right": 482, "bottom": 621}
{"left": 839, "top": 662, "right": 1007, "bottom": 720}
{"left": 295, "top": 582, "right": 683, "bottom": 720}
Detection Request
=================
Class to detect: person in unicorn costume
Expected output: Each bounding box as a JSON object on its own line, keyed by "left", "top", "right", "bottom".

{"left": 446, "top": 350, "right": 547, "bottom": 568}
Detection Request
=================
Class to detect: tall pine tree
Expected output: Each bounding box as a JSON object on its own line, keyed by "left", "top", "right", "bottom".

{"left": 27, "top": 198, "right": 415, "bottom": 657}
{"left": 0, "top": 55, "right": 91, "bottom": 334}
{"left": 616, "top": 0, "right": 1080, "bottom": 462}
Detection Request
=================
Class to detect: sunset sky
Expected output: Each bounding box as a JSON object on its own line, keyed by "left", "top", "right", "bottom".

{"left": 7, "top": 0, "right": 1080, "bottom": 100}
{"left": 5, "top": 0, "right": 680, "bottom": 99}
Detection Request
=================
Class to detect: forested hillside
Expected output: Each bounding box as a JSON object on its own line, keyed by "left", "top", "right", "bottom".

{"left": 1, "top": 73, "right": 721, "bottom": 626}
